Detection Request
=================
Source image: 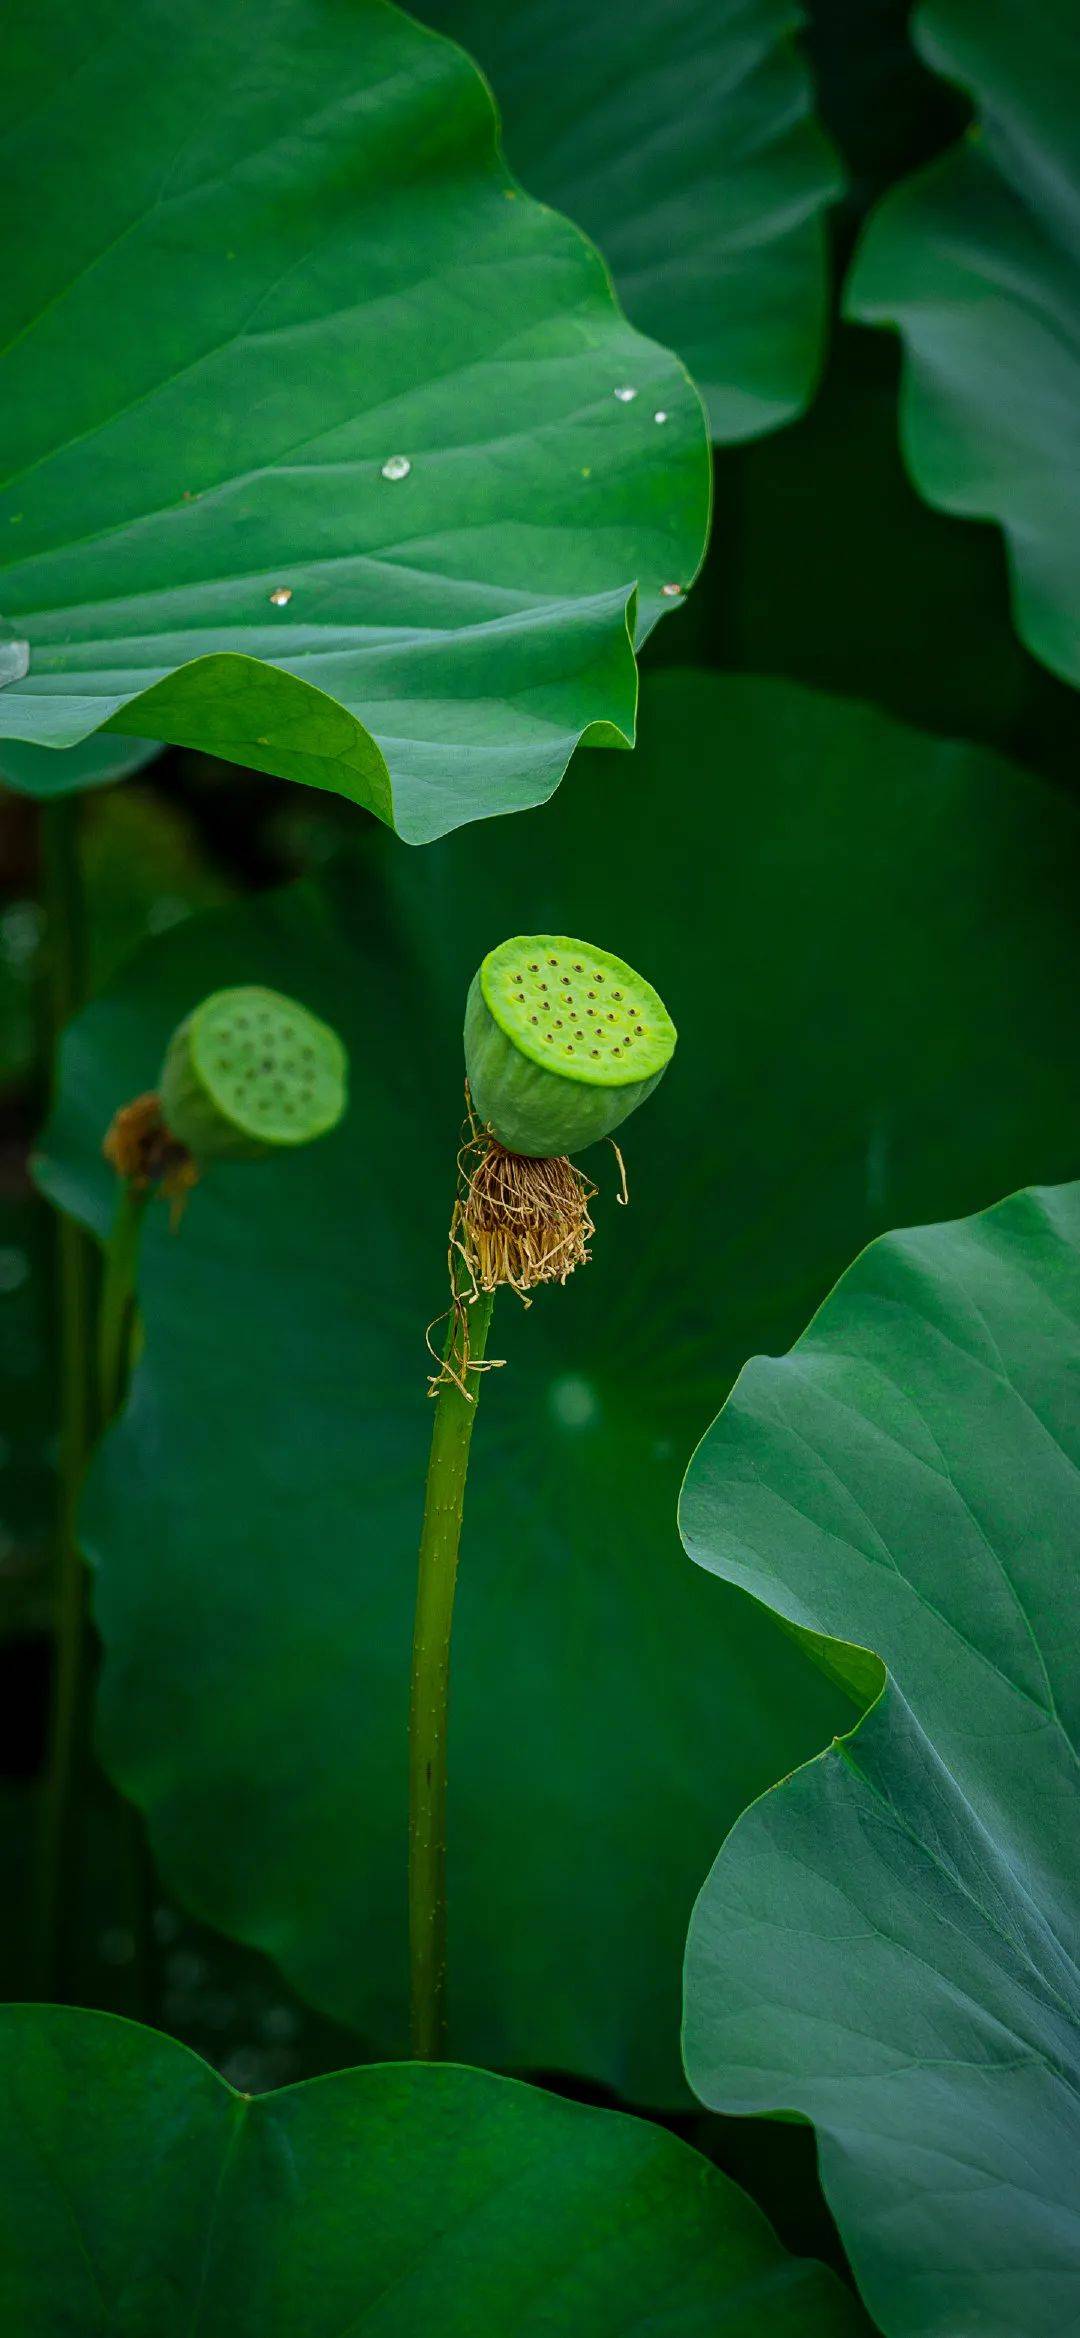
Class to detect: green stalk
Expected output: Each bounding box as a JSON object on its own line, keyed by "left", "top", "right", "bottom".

{"left": 98, "top": 1183, "right": 148, "bottom": 1426}
{"left": 36, "top": 799, "right": 93, "bottom": 1995}
{"left": 408, "top": 1278, "right": 494, "bottom": 2058}
{"left": 98, "top": 1180, "right": 157, "bottom": 2025}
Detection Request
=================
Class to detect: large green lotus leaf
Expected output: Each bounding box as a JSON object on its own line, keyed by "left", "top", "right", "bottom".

{"left": 0, "top": 0, "right": 708, "bottom": 837}
{"left": 682, "top": 1182, "right": 1080, "bottom": 2338}
{"left": 37, "top": 674, "right": 1080, "bottom": 2100}
{"left": 846, "top": 0, "right": 1080, "bottom": 689}
{"left": 417, "top": 0, "right": 842, "bottom": 442}
{"left": 0, "top": 2007, "right": 870, "bottom": 2336}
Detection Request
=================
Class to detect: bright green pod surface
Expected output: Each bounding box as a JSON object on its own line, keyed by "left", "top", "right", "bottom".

{"left": 465, "top": 935, "right": 676, "bottom": 1156}
{"left": 159, "top": 986, "right": 346, "bottom": 1162}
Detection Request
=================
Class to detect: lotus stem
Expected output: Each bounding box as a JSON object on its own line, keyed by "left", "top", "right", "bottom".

{"left": 98, "top": 1181, "right": 149, "bottom": 1424}
{"left": 408, "top": 934, "right": 673, "bottom": 2056}
{"left": 409, "top": 1250, "right": 494, "bottom": 2059}
{"left": 36, "top": 798, "right": 93, "bottom": 1997}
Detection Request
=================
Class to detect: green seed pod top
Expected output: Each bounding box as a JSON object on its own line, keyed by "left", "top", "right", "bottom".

{"left": 159, "top": 986, "right": 347, "bottom": 1163}
{"left": 465, "top": 935, "right": 676, "bottom": 1157}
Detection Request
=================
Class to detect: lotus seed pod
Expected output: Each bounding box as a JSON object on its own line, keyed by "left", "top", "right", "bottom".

{"left": 158, "top": 986, "right": 347, "bottom": 1164}
{"left": 464, "top": 936, "right": 676, "bottom": 1157}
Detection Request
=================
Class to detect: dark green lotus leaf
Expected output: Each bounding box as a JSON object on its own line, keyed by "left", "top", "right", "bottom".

{"left": 37, "top": 674, "right": 1080, "bottom": 2100}
{"left": 418, "top": 0, "right": 842, "bottom": 442}
{"left": 847, "top": 0, "right": 1080, "bottom": 688}
{"left": 0, "top": 2006, "right": 870, "bottom": 2335}
{"left": 0, "top": 0, "right": 708, "bottom": 838}
{"left": 682, "top": 1182, "right": 1080, "bottom": 2338}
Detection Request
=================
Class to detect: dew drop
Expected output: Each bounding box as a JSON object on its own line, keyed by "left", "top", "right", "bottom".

{"left": 0, "top": 632, "right": 30, "bottom": 688}
{"left": 660, "top": 582, "right": 683, "bottom": 599}
{"left": 268, "top": 587, "right": 292, "bottom": 607}
{"left": 653, "top": 410, "right": 669, "bottom": 425}
{"left": 613, "top": 386, "right": 637, "bottom": 403}
{"left": 381, "top": 455, "right": 411, "bottom": 482}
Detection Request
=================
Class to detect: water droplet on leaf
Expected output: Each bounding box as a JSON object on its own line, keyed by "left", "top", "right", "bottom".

{"left": 268, "top": 587, "right": 293, "bottom": 607}
{"left": 381, "top": 455, "right": 411, "bottom": 481}
{"left": 612, "top": 386, "right": 637, "bottom": 403}
{"left": 0, "top": 624, "right": 29, "bottom": 688}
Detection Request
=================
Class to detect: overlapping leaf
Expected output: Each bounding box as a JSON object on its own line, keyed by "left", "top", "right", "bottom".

{"left": 419, "top": 0, "right": 842, "bottom": 441}
{"left": 847, "top": 0, "right": 1080, "bottom": 688}
{"left": 0, "top": 2007, "right": 869, "bottom": 2334}
{"left": 38, "top": 673, "right": 1080, "bottom": 2100}
{"left": 682, "top": 1183, "right": 1080, "bottom": 2338}
{"left": 0, "top": 0, "right": 708, "bottom": 837}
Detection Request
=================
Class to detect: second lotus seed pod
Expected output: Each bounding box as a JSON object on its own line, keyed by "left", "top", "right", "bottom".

{"left": 465, "top": 935, "right": 676, "bottom": 1157}
{"left": 159, "top": 986, "right": 347, "bottom": 1163}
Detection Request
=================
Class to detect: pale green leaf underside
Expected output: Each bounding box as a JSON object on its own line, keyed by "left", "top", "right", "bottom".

{"left": 0, "top": 0, "right": 709, "bottom": 835}
{"left": 0, "top": 733, "right": 159, "bottom": 794}
{"left": 682, "top": 1183, "right": 1080, "bottom": 2338}
{"left": 36, "top": 674, "right": 1080, "bottom": 2104}
{"left": 0, "top": 2007, "right": 868, "bottom": 2335}
{"left": 419, "top": 0, "right": 842, "bottom": 442}
{"left": 847, "top": 0, "right": 1080, "bottom": 688}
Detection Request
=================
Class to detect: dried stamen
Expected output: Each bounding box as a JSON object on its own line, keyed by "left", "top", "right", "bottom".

{"left": 458, "top": 1137, "right": 596, "bottom": 1299}
{"left": 427, "top": 1089, "right": 602, "bottom": 1398}
{"left": 103, "top": 1092, "right": 199, "bottom": 1221}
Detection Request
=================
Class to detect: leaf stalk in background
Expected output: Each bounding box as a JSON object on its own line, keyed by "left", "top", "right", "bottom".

{"left": 97, "top": 1183, "right": 149, "bottom": 1426}
{"left": 35, "top": 798, "right": 93, "bottom": 1996}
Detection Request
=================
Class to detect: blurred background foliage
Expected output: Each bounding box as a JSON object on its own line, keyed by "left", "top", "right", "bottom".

{"left": 1, "top": 0, "right": 1077, "bottom": 2309}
